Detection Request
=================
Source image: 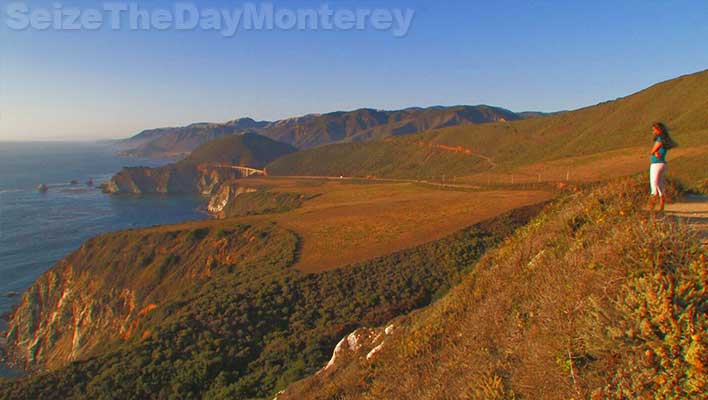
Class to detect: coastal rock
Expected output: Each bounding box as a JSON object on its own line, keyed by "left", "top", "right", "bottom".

{"left": 102, "top": 163, "right": 261, "bottom": 195}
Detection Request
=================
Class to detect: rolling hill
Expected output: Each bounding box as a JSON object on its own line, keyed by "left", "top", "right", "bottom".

{"left": 117, "top": 105, "right": 526, "bottom": 159}
{"left": 182, "top": 132, "right": 296, "bottom": 167}
{"left": 266, "top": 69, "right": 708, "bottom": 188}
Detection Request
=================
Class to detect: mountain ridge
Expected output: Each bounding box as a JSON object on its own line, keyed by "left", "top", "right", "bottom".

{"left": 266, "top": 69, "right": 708, "bottom": 188}
{"left": 117, "top": 105, "right": 527, "bottom": 159}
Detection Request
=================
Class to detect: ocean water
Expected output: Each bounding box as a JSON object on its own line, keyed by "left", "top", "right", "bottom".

{"left": 0, "top": 142, "right": 206, "bottom": 376}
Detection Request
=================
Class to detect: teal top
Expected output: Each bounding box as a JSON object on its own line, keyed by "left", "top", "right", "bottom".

{"left": 651, "top": 135, "right": 667, "bottom": 164}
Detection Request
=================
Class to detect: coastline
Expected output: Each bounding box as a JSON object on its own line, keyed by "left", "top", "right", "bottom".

{"left": 0, "top": 142, "right": 210, "bottom": 379}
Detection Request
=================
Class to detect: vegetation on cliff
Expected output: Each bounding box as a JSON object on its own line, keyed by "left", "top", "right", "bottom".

{"left": 279, "top": 177, "right": 708, "bottom": 399}
{"left": 0, "top": 204, "right": 542, "bottom": 400}
{"left": 215, "top": 189, "right": 313, "bottom": 219}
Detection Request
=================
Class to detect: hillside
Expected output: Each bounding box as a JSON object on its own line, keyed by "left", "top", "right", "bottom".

{"left": 267, "top": 70, "right": 708, "bottom": 188}
{"left": 0, "top": 203, "right": 543, "bottom": 399}
{"left": 118, "top": 118, "right": 270, "bottom": 159}
{"left": 103, "top": 133, "right": 295, "bottom": 195}
{"left": 117, "top": 105, "right": 524, "bottom": 159}
{"left": 182, "top": 132, "right": 296, "bottom": 168}
{"left": 278, "top": 177, "right": 708, "bottom": 399}
{"left": 266, "top": 139, "right": 491, "bottom": 179}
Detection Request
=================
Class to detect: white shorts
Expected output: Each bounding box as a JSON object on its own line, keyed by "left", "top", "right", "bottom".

{"left": 650, "top": 163, "right": 667, "bottom": 197}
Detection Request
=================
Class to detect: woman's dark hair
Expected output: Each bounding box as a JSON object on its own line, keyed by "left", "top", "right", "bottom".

{"left": 653, "top": 122, "right": 678, "bottom": 150}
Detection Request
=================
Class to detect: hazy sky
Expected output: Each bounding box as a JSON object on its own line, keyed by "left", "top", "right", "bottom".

{"left": 1, "top": 0, "right": 707, "bottom": 141}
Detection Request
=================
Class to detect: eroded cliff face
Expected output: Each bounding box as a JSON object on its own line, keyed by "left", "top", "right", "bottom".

{"left": 2, "top": 223, "right": 287, "bottom": 371}
{"left": 5, "top": 263, "right": 138, "bottom": 370}
{"left": 102, "top": 163, "right": 259, "bottom": 195}
{"left": 207, "top": 184, "right": 258, "bottom": 217}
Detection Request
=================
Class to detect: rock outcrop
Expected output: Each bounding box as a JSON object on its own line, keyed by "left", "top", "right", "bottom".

{"left": 105, "top": 132, "right": 293, "bottom": 195}
{"left": 274, "top": 324, "right": 396, "bottom": 400}
{"left": 207, "top": 184, "right": 258, "bottom": 216}
{"left": 102, "top": 163, "right": 259, "bottom": 195}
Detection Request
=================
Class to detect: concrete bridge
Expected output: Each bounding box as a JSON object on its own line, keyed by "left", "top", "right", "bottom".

{"left": 211, "top": 164, "right": 267, "bottom": 177}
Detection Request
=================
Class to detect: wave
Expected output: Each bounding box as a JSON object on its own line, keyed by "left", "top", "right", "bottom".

{"left": 0, "top": 189, "right": 22, "bottom": 194}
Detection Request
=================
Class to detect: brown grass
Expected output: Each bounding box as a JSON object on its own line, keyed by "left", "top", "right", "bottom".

{"left": 461, "top": 144, "right": 708, "bottom": 185}
{"left": 227, "top": 178, "right": 553, "bottom": 273}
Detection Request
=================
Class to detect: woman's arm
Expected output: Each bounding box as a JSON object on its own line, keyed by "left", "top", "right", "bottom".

{"left": 650, "top": 140, "right": 663, "bottom": 156}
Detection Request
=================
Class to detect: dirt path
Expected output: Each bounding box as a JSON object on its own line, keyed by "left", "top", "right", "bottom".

{"left": 665, "top": 194, "right": 708, "bottom": 246}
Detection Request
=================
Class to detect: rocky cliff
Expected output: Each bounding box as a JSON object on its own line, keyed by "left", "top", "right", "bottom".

{"left": 207, "top": 184, "right": 258, "bottom": 216}
{"left": 104, "top": 133, "right": 293, "bottom": 195}
{"left": 102, "top": 163, "right": 259, "bottom": 195}
{"left": 3, "top": 223, "right": 295, "bottom": 372}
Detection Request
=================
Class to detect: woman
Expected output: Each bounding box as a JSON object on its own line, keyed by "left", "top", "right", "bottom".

{"left": 648, "top": 122, "right": 676, "bottom": 212}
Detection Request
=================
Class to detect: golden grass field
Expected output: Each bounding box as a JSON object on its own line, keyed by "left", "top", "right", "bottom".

{"left": 228, "top": 178, "right": 552, "bottom": 273}
{"left": 461, "top": 144, "right": 708, "bottom": 185}
{"left": 156, "top": 178, "right": 551, "bottom": 273}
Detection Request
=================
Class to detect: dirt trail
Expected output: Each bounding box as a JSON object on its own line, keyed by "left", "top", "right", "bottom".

{"left": 665, "top": 194, "right": 708, "bottom": 246}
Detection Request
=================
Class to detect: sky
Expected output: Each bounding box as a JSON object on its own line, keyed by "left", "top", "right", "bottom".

{"left": 1, "top": 0, "right": 707, "bottom": 141}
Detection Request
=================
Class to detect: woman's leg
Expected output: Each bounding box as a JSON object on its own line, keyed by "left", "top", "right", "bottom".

{"left": 658, "top": 164, "right": 667, "bottom": 211}
{"left": 648, "top": 164, "right": 659, "bottom": 211}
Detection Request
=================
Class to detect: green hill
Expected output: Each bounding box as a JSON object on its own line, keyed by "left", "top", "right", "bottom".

{"left": 183, "top": 132, "right": 297, "bottom": 168}
{"left": 267, "top": 70, "right": 708, "bottom": 186}
{"left": 266, "top": 139, "right": 489, "bottom": 179}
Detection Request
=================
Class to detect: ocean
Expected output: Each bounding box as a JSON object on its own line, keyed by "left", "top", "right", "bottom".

{"left": 0, "top": 141, "right": 207, "bottom": 377}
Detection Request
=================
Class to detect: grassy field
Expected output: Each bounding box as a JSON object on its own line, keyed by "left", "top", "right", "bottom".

{"left": 222, "top": 177, "right": 553, "bottom": 273}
